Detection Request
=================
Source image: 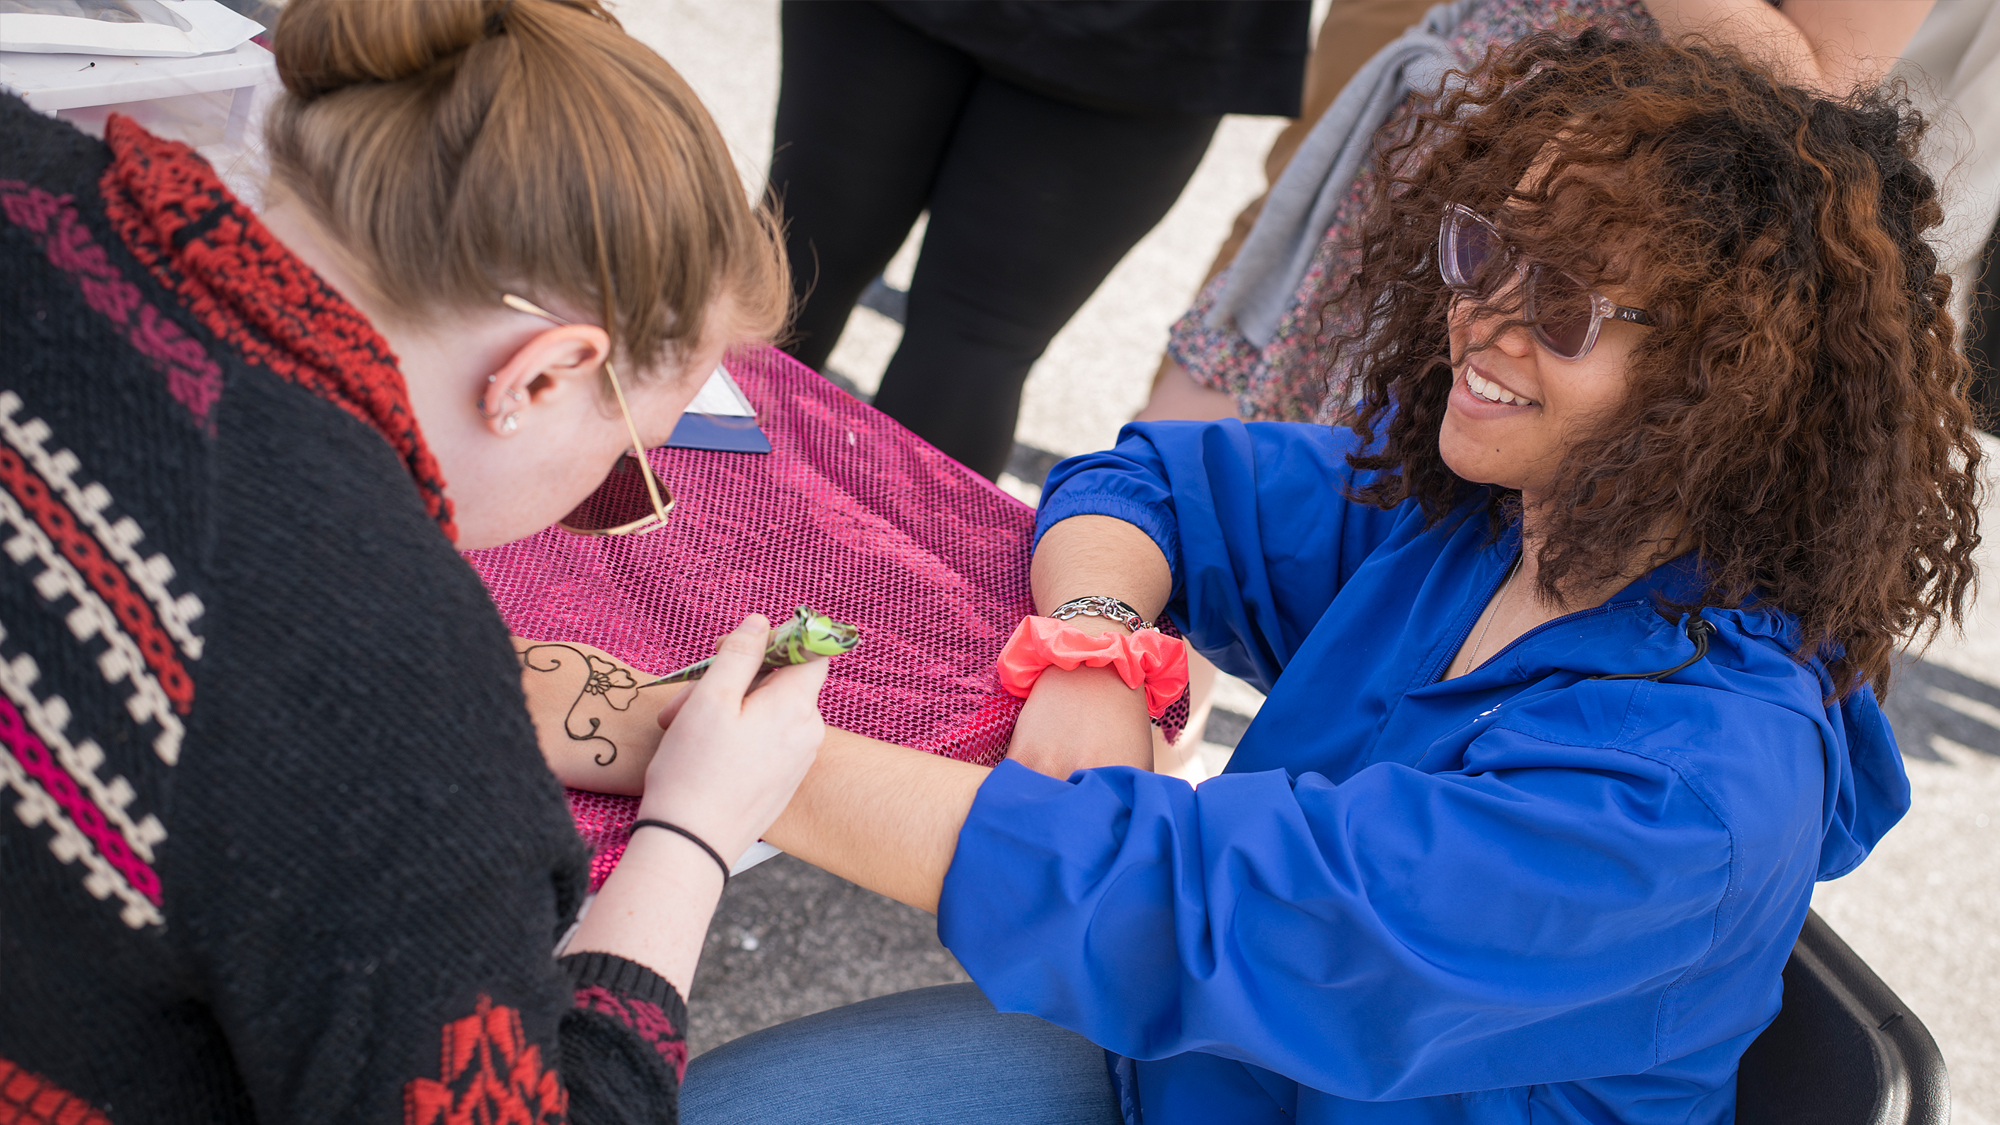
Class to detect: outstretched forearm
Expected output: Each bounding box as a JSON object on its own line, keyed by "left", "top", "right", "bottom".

{"left": 762, "top": 727, "right": 988, "bottom": 914}
{"left": 535, "top": 516, "right": 1175, "bottom": 911}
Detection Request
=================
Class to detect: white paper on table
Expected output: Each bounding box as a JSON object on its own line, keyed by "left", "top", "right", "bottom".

{"left": 732, "top": 841, "right": 782, "bottom": 876}
{"left": 0, "top": 1, "right": 262, "bottom": 58}
{"left": 683, "top": 365, "right": 756, "bottom": 419}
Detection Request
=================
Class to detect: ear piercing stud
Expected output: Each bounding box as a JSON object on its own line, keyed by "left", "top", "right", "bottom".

{"left": 502, "top": 413, "right": 519, "bottom": 434}
{"left": 477, "top": 377, "right": 523, "bottom": 418}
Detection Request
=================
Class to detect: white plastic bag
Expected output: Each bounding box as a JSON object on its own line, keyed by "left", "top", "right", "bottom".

{"left": 0, "top": 0, "right": 261, "bottom": 58}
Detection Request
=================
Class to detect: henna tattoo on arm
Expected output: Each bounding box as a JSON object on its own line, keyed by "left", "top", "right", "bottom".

{"left": 517, "top": 643, "right": 643, "bottom": 766}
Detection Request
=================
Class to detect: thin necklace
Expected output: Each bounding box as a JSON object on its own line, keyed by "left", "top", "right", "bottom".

{"left": 1466, "top": 555, "right": 1523, "bottom": 670}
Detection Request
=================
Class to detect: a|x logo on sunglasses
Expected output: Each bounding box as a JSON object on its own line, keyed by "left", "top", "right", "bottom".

{"left": 1438, "top": 203, "right": 1656, "bottom": 361}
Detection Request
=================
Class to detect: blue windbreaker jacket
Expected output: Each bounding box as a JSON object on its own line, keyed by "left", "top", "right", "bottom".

{"left": 937, "top": 420, "right": 1909, "bottom": 1125}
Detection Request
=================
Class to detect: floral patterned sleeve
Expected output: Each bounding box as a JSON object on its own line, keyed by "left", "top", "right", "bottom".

{"left": 1166, "top": 170, "right": 1376, "bottom": 424}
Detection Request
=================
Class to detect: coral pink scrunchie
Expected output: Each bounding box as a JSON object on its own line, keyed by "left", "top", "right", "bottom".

{"left": 997, "top": 616, "right": 1190, "bottom": 719}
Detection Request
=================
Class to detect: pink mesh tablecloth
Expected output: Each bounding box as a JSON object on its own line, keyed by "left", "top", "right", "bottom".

{"left": 464, "top": 346, "right": 1048, "bottom": 889}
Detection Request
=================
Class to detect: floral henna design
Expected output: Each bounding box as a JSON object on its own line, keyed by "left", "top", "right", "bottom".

{"left": 518, "top": 643, "right": 642, "bottom": 767}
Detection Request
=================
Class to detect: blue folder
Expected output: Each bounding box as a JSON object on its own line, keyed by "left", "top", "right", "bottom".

{"left": 666, "top": 411, "right": 772, "bottom": 454}
{"left": 664, "top": 366, "right": 771, "bottom": 454}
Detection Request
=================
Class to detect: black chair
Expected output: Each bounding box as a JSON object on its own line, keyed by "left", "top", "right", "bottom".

{"left": 1736, "top": 910, "right": 1950, "bottom": 1124}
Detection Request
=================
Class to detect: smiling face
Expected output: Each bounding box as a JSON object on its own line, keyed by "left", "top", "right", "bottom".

{"left": 1438, "top": 281, "right": 1650, "bottom": 505}
{"left": 1436, "top": 167, "right": 1653, "bottom": 507}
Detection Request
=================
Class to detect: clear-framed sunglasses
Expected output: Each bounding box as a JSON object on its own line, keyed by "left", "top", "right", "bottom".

{"left": 1438, "top": 203, "right": 1656, "bottom": 361}
{"left": 501, "top": 293, "right": 676, "bottom": 536}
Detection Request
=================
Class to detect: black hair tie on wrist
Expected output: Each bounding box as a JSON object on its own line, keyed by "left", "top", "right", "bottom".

{"left": 629, "top": 819, "right": 731, "bottom": 886}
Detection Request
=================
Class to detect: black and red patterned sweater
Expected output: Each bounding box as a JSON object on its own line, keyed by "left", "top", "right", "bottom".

{"left": 0, "top": 97, "right": 689, "bottom": 1124}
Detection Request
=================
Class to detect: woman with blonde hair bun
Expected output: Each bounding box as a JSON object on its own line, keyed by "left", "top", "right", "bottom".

{"left": 0, "top": 1, "right": 816, "bottom": 1120}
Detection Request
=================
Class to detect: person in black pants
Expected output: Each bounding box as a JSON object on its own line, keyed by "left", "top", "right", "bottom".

{"left": 770, "top": 0, "right": 1309, "bottom": 480}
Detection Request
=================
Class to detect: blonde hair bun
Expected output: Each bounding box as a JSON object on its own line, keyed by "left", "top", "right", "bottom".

{"left": 265, "top": 0, "right": 785, "bottom": 370}
{"left": 276, "top": 1, "right": 614, "bottom": 101}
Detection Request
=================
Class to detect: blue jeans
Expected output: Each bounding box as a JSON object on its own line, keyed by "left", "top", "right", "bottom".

{"left": 680, "top": 983, "right": 1124, "bottom": 1124}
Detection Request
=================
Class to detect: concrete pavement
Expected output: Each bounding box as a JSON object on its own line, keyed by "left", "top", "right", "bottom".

{"left": 625, "top": 5, "right": 1999, "bottom": 1119}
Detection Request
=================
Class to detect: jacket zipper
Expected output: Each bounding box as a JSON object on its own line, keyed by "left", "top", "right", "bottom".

{"left": 1438, "top": 594, "right": 1710, "bottom": 687}
{"left": 1429, "top": 548, "right": 1523, "bottom": 684}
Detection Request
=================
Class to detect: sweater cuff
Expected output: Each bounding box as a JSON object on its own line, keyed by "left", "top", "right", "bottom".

{"left": 559, "top": 950, "right": 688, "bottom": 1030}
{"left": 560, "top": 950, "right": 691, "bottom": 1083}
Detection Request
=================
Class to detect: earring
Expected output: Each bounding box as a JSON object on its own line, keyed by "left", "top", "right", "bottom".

{"left": 502, "top": 413, "right": 519, "bottom": 434}
{"left": 476, "top": 392, "right": 504, "bottom": 419}
{"left": 508, "top": 389, "right": 525, "bottom": 403}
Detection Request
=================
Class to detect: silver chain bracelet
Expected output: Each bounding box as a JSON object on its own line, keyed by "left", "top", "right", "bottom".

{"left": 1049, "top": 595, "right": 1153, "bottom": 632}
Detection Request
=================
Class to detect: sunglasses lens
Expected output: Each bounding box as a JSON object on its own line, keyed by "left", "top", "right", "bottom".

{"left": 1528, "top": 267, "right": 1594, "bottom": 359}
{"left": 1443, "top": 208, "right": 1502, "bottom": 295}
{"left": 559, "top": 455, "right": 669, "bottom": 535}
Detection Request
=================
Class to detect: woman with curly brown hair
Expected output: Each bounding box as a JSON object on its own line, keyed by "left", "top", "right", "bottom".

{"left": 677, "top": 28, "right": 1984, "bottom": 1125}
